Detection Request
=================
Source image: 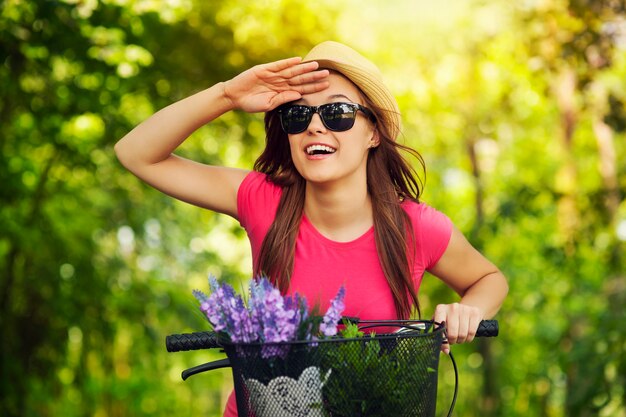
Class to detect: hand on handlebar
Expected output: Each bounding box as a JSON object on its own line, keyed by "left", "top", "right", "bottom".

{"left": 433, "top": 303, "right": 484, "bottom": 354}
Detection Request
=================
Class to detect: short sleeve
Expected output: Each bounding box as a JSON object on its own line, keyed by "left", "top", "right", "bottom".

{"left": 405, "top": 202, "right": 453, "bottom": 270}
{"left": 236, "top": 170, "right": 282, "bottom": 238}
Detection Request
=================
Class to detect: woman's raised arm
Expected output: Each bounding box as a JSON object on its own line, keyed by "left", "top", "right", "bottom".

{"left": 114, "top": 57, "right": 329, "bottom": 218}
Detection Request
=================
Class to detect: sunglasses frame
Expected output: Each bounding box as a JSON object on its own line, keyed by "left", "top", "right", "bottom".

{"left": 277, "top": 102, "right": 374, "bottom": 134}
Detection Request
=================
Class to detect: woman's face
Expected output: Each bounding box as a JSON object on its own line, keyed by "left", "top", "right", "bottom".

{"left": 287, "top": 72, "right": 377, "bottom": 187}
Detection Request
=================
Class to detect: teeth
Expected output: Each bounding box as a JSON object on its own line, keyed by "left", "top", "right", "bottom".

{"left": 306, "top": 144, "right": 336, "bottom": 155}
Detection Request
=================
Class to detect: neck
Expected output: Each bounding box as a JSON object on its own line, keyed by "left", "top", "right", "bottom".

{"left": 304, "top": 178, "right": 373, "bottom": 242}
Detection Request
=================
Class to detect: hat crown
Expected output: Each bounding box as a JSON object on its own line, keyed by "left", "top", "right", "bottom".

{"left": 303, "top": 41, "right": 383, "bottom": 80}
{"left": 302, "top": 41, "right": 401, "bottom": 139}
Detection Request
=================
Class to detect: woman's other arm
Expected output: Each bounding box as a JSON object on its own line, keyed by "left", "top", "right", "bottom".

{"left": 428, "top": 226, "right": 509, "bottom": 352}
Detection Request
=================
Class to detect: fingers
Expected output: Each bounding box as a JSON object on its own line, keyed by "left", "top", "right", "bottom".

{"left": 288, "top": 69, "right": 330, "bottom": 87}
{"left": 277, "top": 66, "right": 329, "bottom": 95}
{"left": 278, "top": 60, "right": 321, "bottom": 79}
{"left": 292, "top": 78, "right": 330, "bottom": 95}
{"left": 268, "top": 91, "right": 303, "bottom": 108}
{"left": 433, "top": 304, "right": 447, "bottom": 328}
{"left": 231, "top": 57, "right": 329, "bottom": 111}
{"left": 265, "top": 58, "right": 320, "bottom": 79}
{"left": 266, "top": 69, "right": 329, "bottom": 109}
{"left": 257, "top": 58, "right": 329, "bottom": 105}
{"left": 265, "top": 56, "right": 305, "bottom": 72}
{"left": 457, "top": 308, "right": 470, "bottom": 344}
{"left": 433, "top": 304, "right": 451, "bottom": 355}
{"left": 433, "top": 303, "right": 483, "bottom": 352}
{"left": 264, "top": 57, "right": 329, "bottom": 84}
{"left": 466, "top": 313, "right": 481, "bottom": 343}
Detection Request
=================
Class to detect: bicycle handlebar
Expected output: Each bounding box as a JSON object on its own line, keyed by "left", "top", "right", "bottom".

{"left": 165, "top": 319, "right": 499, "bottom": 352}
{"left": 477, "top": 319, "right": 499, "bottom": 337}
{"left": 166, "top": 330, "right": 221, "bottom": 352}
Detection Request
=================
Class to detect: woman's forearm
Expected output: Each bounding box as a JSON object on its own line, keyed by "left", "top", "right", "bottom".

{"left": 459, "top": 271, "right": 509, "bottom": 319}
{"left": 114, "top": 82, "right": 233, "bottom": 169}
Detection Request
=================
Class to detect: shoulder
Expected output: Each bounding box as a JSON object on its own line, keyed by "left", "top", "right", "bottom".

{"left": 239, "top": 170, "right": 285, "bottom": 193}
{"left": 402, "top": 200, "right": 454, "bottom": 269}
{"left": 402, "top": 200, "right": 452, "bottom": 228}
{"left": 237, "top": 171, "right": 283, "bottom": 229}
{"left": 240, "top": 170, "right": 276, "bottom": 190}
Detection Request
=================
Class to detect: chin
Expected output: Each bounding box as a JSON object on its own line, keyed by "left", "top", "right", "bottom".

{"left": 301, "top": 174, "right": 333, "bottom": 184}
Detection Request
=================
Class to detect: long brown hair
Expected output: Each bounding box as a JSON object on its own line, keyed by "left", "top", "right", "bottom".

{"left": 253, "top": 94, "right": 425, "bottom": 319}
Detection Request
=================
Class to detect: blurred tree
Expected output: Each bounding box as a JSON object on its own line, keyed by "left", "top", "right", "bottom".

{"left": 514, "top": 1, "right": 626, "bottom": 416}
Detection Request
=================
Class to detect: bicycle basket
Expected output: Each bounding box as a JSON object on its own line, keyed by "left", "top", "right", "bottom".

{"left": 222, "top": 321, "right": 444, "bottom": 417}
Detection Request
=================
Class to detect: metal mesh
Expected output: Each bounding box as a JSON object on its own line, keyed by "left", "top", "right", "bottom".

{"left": 222, "top": 324, "right": 444, "bottom": 417}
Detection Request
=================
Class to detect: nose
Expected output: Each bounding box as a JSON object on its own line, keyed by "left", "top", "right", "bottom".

{"left": 306, "top": 112, "right": 326, "bottom": 134}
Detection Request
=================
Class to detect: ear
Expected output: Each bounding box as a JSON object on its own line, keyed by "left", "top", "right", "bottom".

{"left": 369, "top": 128, "right": 380, "bottom": 148}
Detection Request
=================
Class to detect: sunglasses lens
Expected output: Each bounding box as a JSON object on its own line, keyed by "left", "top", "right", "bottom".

{"left": 279, "top": 103, "right": 361, "bottom": 134}
{"left": 280, "top": 106, "right": 311, "bottom": 134}
{"left": 320, "top": 103, "right": 357, "bottom": 131}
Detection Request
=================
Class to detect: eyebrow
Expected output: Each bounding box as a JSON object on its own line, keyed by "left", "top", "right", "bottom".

{"left": 295, "top": 93, "right": 356, "bottom": 104}
{"left": 328, "top": 94, "right": 353, "bottom": 101}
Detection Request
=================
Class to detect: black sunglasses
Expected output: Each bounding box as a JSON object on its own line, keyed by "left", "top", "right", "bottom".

{"left": 278, "top": 102, "right": 374, "bottom": 134}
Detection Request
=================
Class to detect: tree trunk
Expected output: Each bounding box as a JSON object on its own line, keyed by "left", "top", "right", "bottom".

{"left": 592, "top": 116, "right": 620, "bottom": 221}
{"left": 466, "top": 136, "right": 499, "bottom": 414}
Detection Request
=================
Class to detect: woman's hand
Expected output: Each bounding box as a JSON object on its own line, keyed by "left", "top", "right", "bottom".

{"left": 433, "top": 303, "right": 484, "bottom": 354}
{"left": 223, "top": 57, "right": 330, "bottom": 113}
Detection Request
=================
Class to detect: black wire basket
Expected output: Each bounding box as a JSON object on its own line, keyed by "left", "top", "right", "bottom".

{"left": 221, "top": 321, "right": 444, "bottom": 417}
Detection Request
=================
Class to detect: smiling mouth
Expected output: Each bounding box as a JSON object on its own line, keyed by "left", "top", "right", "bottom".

{"left": 306, "top": 144, "right": 336, "bottom": 156}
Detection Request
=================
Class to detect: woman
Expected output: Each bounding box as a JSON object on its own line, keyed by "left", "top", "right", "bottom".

{"left": 115, "top": 41, "right": 508, "bottom": 416}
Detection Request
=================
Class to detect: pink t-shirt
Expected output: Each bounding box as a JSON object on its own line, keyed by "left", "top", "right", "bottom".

{"left": 223, "top": 171, "right": 452, "bottom": 416}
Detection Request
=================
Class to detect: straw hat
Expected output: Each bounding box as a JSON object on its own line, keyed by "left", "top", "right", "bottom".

{"left": 302, "top": 41, "right": 402, "bottom": 139}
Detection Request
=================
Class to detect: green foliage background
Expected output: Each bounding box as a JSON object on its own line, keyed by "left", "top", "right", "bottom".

{"left": 1, "top": 0, "right": 625, "bottom": 416}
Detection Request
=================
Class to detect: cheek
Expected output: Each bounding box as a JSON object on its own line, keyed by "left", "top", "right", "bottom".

{"left": 357, "top": 126, "right": 377, "bottom": 150}
{"left": 288, "top": 139, "right": 298, "bottom": 159}
{"left": 288, "top": 139, "right": 305, "bottom": 169}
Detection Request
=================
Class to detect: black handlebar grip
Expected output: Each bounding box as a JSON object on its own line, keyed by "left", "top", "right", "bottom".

{"left": 476, "top": 320, "right": 499, "bottom": 337}
{"left": 166, "top": 331, "right": 220, "bottom": 352}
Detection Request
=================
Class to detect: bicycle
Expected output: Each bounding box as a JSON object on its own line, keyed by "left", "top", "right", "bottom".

{"left": 166, "top": 318, "right": 499, "bottom": 417}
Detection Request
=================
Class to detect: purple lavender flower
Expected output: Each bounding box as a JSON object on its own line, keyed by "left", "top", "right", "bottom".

{"left": 194, "top": 276, "right": 258, "bottom": 343}
{"left": 194, "top": 275, "right": 341, "bottom": 357}
{"left": 192, "top": 289, "right": 210, "bottom": 313}
{"left": 246, "top": 277, "right": 305, "bottom": 357}
{"left": 319, "top": 286, "right": 346, "bottom": 337}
